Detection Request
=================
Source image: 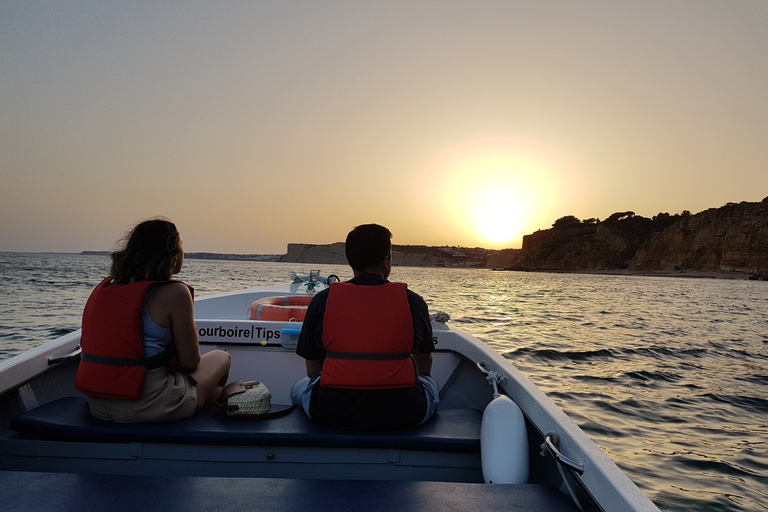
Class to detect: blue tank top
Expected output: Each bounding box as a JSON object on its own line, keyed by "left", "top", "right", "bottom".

{"left": 141, "top": 306, "right": 173, "bottom": 358}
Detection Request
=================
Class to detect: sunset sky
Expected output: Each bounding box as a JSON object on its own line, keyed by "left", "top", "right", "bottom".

{"left": 2, "top": 2, "right": 766, "bottom": 254}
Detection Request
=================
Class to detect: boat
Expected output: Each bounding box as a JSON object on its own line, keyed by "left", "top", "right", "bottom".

{"left": 0, "top": 272, "right": 660, "bottom": 511}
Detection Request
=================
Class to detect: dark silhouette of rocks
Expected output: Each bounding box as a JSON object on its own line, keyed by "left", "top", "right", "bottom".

{"left": 81, "top": 198, "right": 765, "bottom": 276}
{"left": 514, "top": 198, "right": 768, "bottom": 276}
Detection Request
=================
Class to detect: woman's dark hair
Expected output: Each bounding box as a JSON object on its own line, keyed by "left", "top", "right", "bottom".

{"left": 110, "top": 218, "right": 182, "bottom": 283}
{"left": 345, "top": 224, "right": 392, "bottom": 272}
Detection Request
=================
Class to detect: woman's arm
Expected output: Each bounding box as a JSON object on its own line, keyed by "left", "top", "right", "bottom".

{"left": 164, "top": 283, "right": 201, "bottom": 372}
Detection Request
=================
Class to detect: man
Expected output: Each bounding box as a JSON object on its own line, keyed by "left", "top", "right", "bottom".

{"left": 291, "top": 224, "right": 440, "bottom": 430}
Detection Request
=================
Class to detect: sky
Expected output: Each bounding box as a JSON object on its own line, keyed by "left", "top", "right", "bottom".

{"left": 2, "top": 1, "right": 766, "bottom": 254}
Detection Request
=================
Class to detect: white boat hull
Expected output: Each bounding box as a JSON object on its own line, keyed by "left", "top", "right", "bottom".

{"left": 0, "top": 278, "right": 659, "bottom": 511}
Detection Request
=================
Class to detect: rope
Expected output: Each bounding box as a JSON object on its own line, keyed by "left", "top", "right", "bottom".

{"left": 429, "top": 311, "right": 451, "bottom": 323}
{"left": 555, "top": 457, "right": 584, "bottom": 512}
{"left": 476, "top": 361, "right": 503, "bottom": 399}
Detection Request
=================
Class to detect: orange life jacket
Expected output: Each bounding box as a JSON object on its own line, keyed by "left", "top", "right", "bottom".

{"left": 320, "top": 282, "right": 416, "bottom": 389}
{"left": 75, "top": 277, "right": 190, "bottom": 400}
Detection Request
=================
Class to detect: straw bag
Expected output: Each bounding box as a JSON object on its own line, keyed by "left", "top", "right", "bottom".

{"left": 217, "top": 380, "right": 272, "bottom": 417}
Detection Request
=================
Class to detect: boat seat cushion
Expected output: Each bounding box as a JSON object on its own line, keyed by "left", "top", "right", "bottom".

{"left": 10, "top": 397, "right": 481, "bottom": 453}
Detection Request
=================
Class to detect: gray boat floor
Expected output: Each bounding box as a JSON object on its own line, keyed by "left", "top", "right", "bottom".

{"left": 0, "top": 470, "right": 579, "bottom": 512}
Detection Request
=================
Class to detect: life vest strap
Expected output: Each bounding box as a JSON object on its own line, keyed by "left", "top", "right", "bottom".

{"left": 326, "top": 351, "right": 411, "bottom": 361}
{"left": 80, "top": 351, "right": 170, "bottom": 367}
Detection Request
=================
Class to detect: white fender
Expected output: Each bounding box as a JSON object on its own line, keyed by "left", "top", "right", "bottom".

{"left": 481, "top": 394, "right": 529, "bottom": 484}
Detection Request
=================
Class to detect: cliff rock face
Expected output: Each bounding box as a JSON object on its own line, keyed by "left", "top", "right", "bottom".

{"left": 278, "top": 199, "right": 768, "bottom": 273}
{"left": 629, "top": 200, "right": 768, "bottom": 272}
{"left": 485, "top": 249, "right": 523, "bottom": 268}
{"left": 517, "top": 199, "right": 768, "bottom": 274}
{"left": 518, "top": 223, "right": 642, "bottom": 270}
{"left": 281, "top": 243, "right": 348, "bottom": 265}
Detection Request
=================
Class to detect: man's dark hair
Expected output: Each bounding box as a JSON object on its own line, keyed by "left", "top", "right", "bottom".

{"left": 345, "top": 224, "right": 392, "bottom": 272}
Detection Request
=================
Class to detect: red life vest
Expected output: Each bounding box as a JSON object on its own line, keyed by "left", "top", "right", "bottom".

{"left": 320, "top": 282, "right": 416, "bottom": 390}
{"left": 75, "top": 277, "right": 190, "bottom": 400}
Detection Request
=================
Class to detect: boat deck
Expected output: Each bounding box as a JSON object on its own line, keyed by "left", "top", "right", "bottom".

{"left": 4, "top": 396, "right": 580, "bottom": 511}
{"left": 0, "top": 471, "right": 579, "bottom": 512}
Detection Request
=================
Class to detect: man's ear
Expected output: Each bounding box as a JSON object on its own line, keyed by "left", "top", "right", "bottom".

{"left": 383, "top": 252, "right": 392, "bottom": 277}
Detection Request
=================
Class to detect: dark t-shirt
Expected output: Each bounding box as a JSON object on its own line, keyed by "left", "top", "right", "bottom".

{"left": 296, "top": 274, "right": 434, "bottom": 430}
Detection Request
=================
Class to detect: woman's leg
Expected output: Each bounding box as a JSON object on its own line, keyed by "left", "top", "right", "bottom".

{"left": 190, "top": 350, "right": 231, "bottom": 411}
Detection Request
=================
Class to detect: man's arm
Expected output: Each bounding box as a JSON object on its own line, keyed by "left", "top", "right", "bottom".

{"left": 407, "top": 288, "right": 434, "bottom": 377}
{"left": 295, "top": 289, "right": 328, "bottom": 377}
{"left": 412, "top": 351, "right": 432, "bottom": 376}
{"left": 305, "top": 358, "right": 324, "bottom": 378}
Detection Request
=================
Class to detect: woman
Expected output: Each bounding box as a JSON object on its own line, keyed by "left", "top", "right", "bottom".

{"left": 75, "top": 218, "right": 231, "bottom": 422}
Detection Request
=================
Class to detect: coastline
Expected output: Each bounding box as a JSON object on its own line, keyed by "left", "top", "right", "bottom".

{"left": 519, "top": 268, "right": 756, "bottom": 280}
{"left": 66, "top": 251, "right": 767, "bottom": 280}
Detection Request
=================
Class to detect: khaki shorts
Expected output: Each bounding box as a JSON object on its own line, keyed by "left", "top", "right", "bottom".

{"left": 87, "top": 367, "right": 198, "bottom": 423}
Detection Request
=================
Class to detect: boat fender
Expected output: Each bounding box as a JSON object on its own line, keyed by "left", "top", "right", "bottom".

{"left": 480, "top": 394, "right": 529, "bottom": 484}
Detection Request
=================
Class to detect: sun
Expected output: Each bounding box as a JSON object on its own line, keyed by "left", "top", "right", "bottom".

{"left": 472, "top": 188, "right": 525, "bottom": 245}
{"left": 447, "top": 167, "right": 538, "bottom": 247}
{"left": 414, "top": 137, "right": 572, "bottom": 248}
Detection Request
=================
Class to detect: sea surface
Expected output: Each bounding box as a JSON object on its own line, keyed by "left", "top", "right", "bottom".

{"left": 1, "top": 252, "right": 766, "bottom": 512}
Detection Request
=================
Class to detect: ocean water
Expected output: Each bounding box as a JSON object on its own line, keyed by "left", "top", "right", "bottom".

{"left": 0, "top": 252, "right": 766, "bottom": 512}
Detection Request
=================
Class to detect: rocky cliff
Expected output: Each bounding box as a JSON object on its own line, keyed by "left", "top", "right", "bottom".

{"left": 282, "top": 243, "right": 348, "bottom": 265}
{"left": 516, "top": 198, "right": 768, "bottom": 275}
{"left": 629, "top": 199, "right": 768, "bottom": 273}
{"left": 280, "top": 243, "right": 521, "bottom": 268}
{"left": 278, "top": 198, "right": 768, "bottom": 275}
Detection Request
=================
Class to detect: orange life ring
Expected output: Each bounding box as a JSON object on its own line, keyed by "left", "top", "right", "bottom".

{"left": 248, "top": 295, "right": 313, "bottom": 322}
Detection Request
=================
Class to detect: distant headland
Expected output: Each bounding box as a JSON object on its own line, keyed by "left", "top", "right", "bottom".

{"left": 81, "top": 197, "right": 768, "bottom": 279}
{"left": 512, "top": 197, "right": 768, "bottom": 280}
{"left": 277, "top": 197, "right": 768, "bottom": 279}
{"left": 80, "top": 251, "right": 282, "bottom": 262}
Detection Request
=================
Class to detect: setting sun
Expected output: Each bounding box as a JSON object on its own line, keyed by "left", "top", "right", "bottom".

{"left": 415, "top": 138, "right": 573, "bottom": 248}
{"left": 446, "top": 165, "right": 543, "bottom": 247}
{"left": 472, "top": 188, "right": 525, "bottom": 244}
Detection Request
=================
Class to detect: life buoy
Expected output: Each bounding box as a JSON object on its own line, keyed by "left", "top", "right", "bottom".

{"left": 248, "top": 295, "right": 313, "bottom": 321}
